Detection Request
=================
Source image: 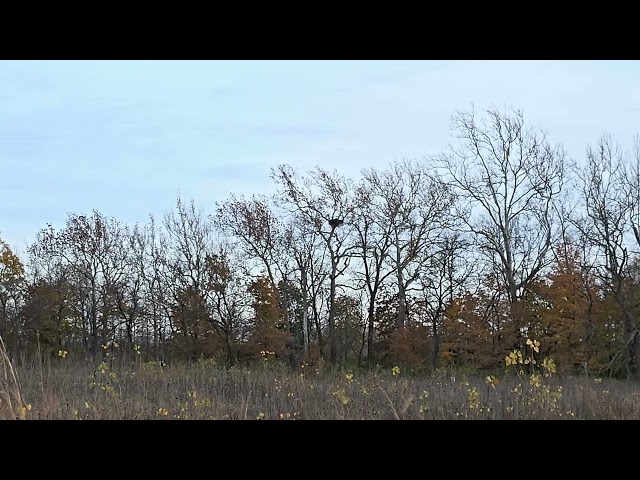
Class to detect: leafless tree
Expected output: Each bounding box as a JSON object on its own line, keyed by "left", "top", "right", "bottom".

{"left": 351, "top": 178, "right": 395, "bottom": 363}
{"left": 163, "top": 196, "right": 247, "bottom": 363}
{"left": 435, "top": 106, "right": 568, "bottom": 340}
{"left": 575, "top": 135, "right": 639, "bottom": 376}
{"left": 135, "top": 215, "right": 171, "bottom": 359}
{"left": 282, "top": 215, "right": 329, "bottom": 359}
{"left": 272, "top": 165, "right": 358, "bottom": 364}
{"left": 204, "top": 243, "right": 247, "bottom": 365}
{"left": 419, "top": 232, "right": 473, "bottom": 370}
{"left": 622, "top": 135, "right": 640, "bottom": 250}
{"left": 363, "top": 160, "right": 457, "bottom": 331}
{"left": 214, "top": 194, "right": 293, "bottom": 337}
{"left": 104, "top": 223, "right": 147, "bottom": 352}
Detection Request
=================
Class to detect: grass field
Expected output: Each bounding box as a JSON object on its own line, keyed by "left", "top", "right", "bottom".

{"left": 2, "top": 352, "right": 640, "bottom": 419}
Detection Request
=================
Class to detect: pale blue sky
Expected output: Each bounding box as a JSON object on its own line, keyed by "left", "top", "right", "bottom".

{"left": 1, "top": 60, "right": 639, "bottom": 253}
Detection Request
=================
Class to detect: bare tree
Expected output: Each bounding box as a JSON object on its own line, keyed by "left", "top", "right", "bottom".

{"left": 164, "top": 195, "right": 249, "bottom": 364}
{"left": 135, "top": 215, "right": 171, "bottom": 359}
{"left": 282, "top": 216, "right": 329, "bottom": 360}
{"left": 623, "top": 135, "right": 640, "bottom": 249}
{"left": 106, "top": 223, "right": 147, "bottom": 352}
{"left": 575, "top": 135, "right": 639, "bottom": 376}
{"left": 214, "top": 195, "right": 293, "bottom": 339}
{"left": 419, "top": 232, "right": 473, "bottom": 370}
{"left": 352, "top": 176, "right": 395, "bottom": 362}
{"left": 272, "top": 165, "right": 358, "bottom": 365}
{"left": 163, "top": 196, "right": 216, "bottom": 295}
{"left": 163, "top": 196, "right": 218, "bottom": 360}
{"left": 204, "top": 243, "right": 247, "bottom": 366}
{"left": 363, "top": 160, "right": 457, "bottom": 331}
{"left": 435, "top": 106, "right": 568, "bottom": 342}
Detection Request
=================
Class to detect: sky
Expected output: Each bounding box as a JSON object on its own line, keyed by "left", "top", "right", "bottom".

{"left": 1, "top": 60, "right": 639, "bottom": 254}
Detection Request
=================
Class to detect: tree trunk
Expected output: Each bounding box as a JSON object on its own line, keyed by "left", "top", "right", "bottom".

{"left": 397, "top": 274, "right": 406, "bottom": 331}
{"left": 367, "top": 302, "right": 375, "bottom": 365}
{"left": 431, "top": 312, "right": 441, "bottom": 371}
{"left": 301, "top": 268, "right": 309, "bottom": 359}
{"left": 328, "top": 257, "right": 338, "bottom": 365}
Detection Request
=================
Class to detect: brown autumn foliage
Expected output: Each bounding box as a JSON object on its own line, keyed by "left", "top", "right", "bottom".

{"left": 523, "top": 246, "right": 592, "bottom": 374}
{"left": 373, "top": 291, "right": 430, "bottom": 370}
{"left": 441, "top": 291, "right": 511, "bottom": 372}
{"left": 238, "top": 276, "right": 293, "bottom": 363}
{"left": 169, "top": 287, "right": 218, "bottom": 361}
{"left": 20, "top": 279, "right": 74, "bottom": 357}
{"left": 384, "top": 325, "right": 431, "bottom": 372}
{"left": 0, "top": 240, "right": 25, "bottom": 352}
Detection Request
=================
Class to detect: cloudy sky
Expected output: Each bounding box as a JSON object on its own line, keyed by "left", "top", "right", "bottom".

{"left": 1, "top": 60, "right": 639, "bottom": 252}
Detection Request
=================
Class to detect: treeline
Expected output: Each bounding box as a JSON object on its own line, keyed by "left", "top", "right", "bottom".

{"left": 1, "top": 106, "right": 640, "bottom": 377}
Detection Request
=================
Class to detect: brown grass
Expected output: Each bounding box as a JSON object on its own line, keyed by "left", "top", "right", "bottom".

{"left": 0, "top": 335, "right": 30, "bottom": 419}
{"left": 3, "top": 355, "right": 640, "bottom": 420}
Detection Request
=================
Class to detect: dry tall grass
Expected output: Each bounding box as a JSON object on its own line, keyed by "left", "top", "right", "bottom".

{"left": 0, "top": 335, "right": 30, "bottom": 419}
{"left": 4, "top": 355, "right": 640, "bottom": 419}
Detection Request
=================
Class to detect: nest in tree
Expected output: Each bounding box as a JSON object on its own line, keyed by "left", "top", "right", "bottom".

{"left": 328, "top": 218, "right": 344, "bottom": 229}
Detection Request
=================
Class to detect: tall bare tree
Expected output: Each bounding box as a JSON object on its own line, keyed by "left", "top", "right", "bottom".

{"left": 214, "top": 195, "right": 293, "bottom": 340}
{"left": 106, "top": 223, "right": 147, "bottom": 352}
{"left": 419, "top": 232, "right": 473, "bottom": 370}
{"left": 203, "top": 244, "right": 247, "bottom": 365}
{"left": 164, "top": 196, "right": 247, "bottom": 364}
{"left": 125, "top": 215, "right": 171, "bottom": 359}
{"left": 575, "top": 135, "right": 639, "bottom": 376}
{"left": 163, "top": 196, "right": 216, "bottom": 359}
{"left": 272, "top": 165, "right": 357, "bottom": 364}
{"left": 352, "top": 178, "right": 395, "bottom": 363}
{"left": 435, "top": 106, "right": 568, "bottom": 342}
{"left": 282, "top": 216, "right": 329, "bottom": 359}
{"left": 623, "top": 135, "right": 640, "bottom": 249}
{"left": 363, "top": 160, "right": 457, "bottom": 331}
